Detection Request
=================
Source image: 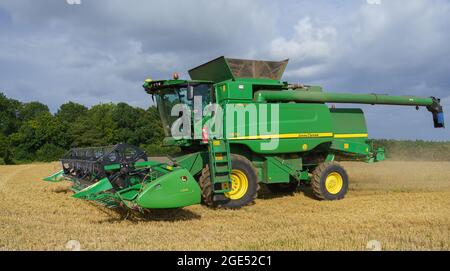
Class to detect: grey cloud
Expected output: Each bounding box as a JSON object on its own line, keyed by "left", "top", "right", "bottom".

{"left": 265, "top": 0, "right": 450, "bottom": 140}
{"left": 0, "top": 0, "right": 277, "bottom": 111}
{"left": 0, "top": 0, "right": 448, "bottom": 140}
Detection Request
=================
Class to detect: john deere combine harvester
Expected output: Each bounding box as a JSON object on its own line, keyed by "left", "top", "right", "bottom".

{"left": 44, "top": 57, "right": 445, "bottom": 209}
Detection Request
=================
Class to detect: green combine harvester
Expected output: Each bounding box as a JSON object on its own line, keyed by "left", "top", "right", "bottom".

{"left": 44, "top": 57, "right": 445, "bottom": 209}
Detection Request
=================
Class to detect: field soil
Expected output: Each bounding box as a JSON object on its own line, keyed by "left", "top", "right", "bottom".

{"left": 0, "top": 161, "right": 449, "bottom": 251}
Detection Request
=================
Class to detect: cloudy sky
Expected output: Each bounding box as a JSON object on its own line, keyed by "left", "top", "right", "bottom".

{"left": 0, "top": 0, "right": 449, "bottom": 140}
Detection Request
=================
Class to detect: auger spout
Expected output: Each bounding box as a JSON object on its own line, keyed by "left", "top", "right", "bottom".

{"left": 254, "top": 90, "right": 445, "bottom": 128}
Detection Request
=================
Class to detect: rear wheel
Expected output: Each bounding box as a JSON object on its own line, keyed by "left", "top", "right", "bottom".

{"left": 311, "top": 162, "right": 348, "bottom": 200}
{"left": 199, "top": 154, "right": 259, "bottom": 208}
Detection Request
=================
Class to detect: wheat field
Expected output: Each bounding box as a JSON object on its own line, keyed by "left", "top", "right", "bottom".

{"left": 0, "top": 161, "right": 449, "bottom": 251}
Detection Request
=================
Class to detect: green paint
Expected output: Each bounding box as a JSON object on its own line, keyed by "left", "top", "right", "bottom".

{"left": 72, "top": 177, "right": 113, "bottom": 199}
{"left": 171, "top": 151, "right": 206, "bottom": 176}
{"left": 116, "top": 184, "right": 142, "bottom": 201}
{"left": 104, "top": 164, "right": 121, "bottom": 171}
{"left": 254, "top": 89, "right": 435, "bottom": 106}
{"left": 43, "top": 170, "right": 64, "bottom": 182}
{"left": 264, "top": 157, "right": 292, "bottom": 184}
{"left": 330, "top": 108, "right": 367, "bottom": 135}
{"left": 136, "top": 168, "right": 201, "bottom": 209}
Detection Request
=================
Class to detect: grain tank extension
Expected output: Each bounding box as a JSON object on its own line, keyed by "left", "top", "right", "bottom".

{"left": 44, "top": 57, "right": 444, "bottom": 209}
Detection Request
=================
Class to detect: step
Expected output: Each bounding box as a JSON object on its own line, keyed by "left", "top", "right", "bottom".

{"left": 213, "top": 188, "right": 231, "bottom": 194}
{"left": 208, "top": 139, "right": 232, "bottom": 198}
{"left": 213, "top": 153, "right": 229, "bottom": 161}
{"left": 212, "top": 175, "right": 231, "bottom": 184}
{"left": 214, "top": 165, "right": 230, "bottom": 174}
{"left": 211, "top": 140, "right": 227, "bottom": 150}
{"left": 212, "top": 160, "right": 230, "bottom": 167}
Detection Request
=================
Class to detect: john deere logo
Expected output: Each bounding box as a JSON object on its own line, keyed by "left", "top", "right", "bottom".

{"left": 180, "top": 176, "right": 188, "bottom": 182}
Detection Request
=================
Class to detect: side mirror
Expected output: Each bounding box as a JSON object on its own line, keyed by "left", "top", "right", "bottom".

{"left": 187, "top": 86, "right": 194, "bottom": 100}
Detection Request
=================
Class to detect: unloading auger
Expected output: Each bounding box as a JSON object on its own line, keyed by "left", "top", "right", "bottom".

{"left": 44, "top": 56, "right": 445, "bottom": 210}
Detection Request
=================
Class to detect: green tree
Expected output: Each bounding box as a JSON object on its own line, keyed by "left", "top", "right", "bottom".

{"left": 11, "top": 112, "right": 67, "bottom": 161}
{"left": 56, "top": 102, "right": 88, "bottom": 124}
{"left": 0, "top": 134, "right": 12, "bottom": 164}
{"left": 71, "top": 103, "right": 118, "bottom": 147}
{"left": 111, "top": 102, "right": 141, "bottom": 145}
{"left": 0, "top": 92, "right": 22, "bottom": 136}
{"left": 55, "top": 102, "right": 88, "bottom": 148}
{"left": 36, "top": 143, "right": 66, "bottom": 162}
{"left": 143, "top": 106, "right": 165, "bottom": 144}
{"left": 19, "top": 101, "right": 49, "bottom": 121}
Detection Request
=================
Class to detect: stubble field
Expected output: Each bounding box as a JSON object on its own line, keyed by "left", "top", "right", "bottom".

{"left": 0, "top": 161, "right": 449, "bottom": 251}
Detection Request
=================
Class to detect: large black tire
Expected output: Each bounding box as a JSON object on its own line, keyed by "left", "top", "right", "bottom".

{"left": 199, "top": 165, "right": 214, "bottom": 207}
{"left": 311, "top": 162, "right": 348, "bottom": 200}
{"left": 198, "top": 154, "right": 259, "bottom": 209}
{"left": 266, "top": 181, "right": 299, "bottom": 194}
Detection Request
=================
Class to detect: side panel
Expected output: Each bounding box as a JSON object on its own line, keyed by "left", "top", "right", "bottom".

{"left": 228, "top": 107, "right": 371, "bottom": 184}
{"left": 330, "top": 108, "right": 368, "bottom": 136}
{"left": 264, "top": 157, "right": 291, "bottom": 183}
{"left": 136, "top": 168, "right": 201, "bottom": 209}
{"left": 217, "top": 81, "right": 253, "bottom": 101}
{"left": 171, "top": 151, "right": 207, "bottom": 177}
{"left": 227, "top": 103, "right": 334, "bottom": 154}
{"left": 262, "top": 156, "right": 303, "bottom": 184}
{"left": 329, "top": 108, "right": 370, "bottom": 156}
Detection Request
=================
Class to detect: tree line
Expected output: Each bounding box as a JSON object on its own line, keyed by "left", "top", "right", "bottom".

{"left": 0, "top": 92, "right": 177, "bottom": 164}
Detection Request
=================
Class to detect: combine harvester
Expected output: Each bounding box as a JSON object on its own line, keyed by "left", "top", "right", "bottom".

{"left": 44, "top": 57, "right": 445, "bottom": 209}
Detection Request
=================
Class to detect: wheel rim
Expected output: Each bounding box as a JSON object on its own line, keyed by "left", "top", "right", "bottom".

{"left": 224, "top": 169, "right": 249, "bottom": 200}
{"left": 325, "top": 172, "right": 343, "bottom": 194}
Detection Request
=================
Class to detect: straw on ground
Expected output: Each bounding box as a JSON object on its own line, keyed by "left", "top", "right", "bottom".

{"left": 0, "top": 161, "right": 449, "bottom": 250}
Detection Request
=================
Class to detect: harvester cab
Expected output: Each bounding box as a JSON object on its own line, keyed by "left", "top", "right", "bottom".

{"left": 45, "top": 56, "right": 445, "bottom": 210}
{"left": 143, "top": 78, "right": 215, "bottom": 146}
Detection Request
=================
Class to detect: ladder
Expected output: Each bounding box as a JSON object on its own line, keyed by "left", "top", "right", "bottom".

{"left": 208, "top": 139, "right": 233, "bottom": 201}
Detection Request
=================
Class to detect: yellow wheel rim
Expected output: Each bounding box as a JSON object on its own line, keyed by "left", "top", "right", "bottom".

{"left": 223, "top": 169, "right": 249, "bottom": 200}
{"left": 325, "top": 172, "right": 344, "bottom": 194}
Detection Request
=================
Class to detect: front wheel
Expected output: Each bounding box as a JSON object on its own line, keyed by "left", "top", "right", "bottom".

{"left": 199, "top": 154, "right": 259, "bottom": 208}
{"left": 311, "top": 162, "right": 348, "bottom": 200}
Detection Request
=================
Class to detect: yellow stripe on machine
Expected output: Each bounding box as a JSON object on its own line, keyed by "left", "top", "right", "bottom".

{"left": 229, "top": 132, "right": 368, "bottom": 140}
{"left": 229, "top": 133, "right": 333, "bottom": 140}
{"left": 334, "top": 133, "right": 368, "bottom": 139}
